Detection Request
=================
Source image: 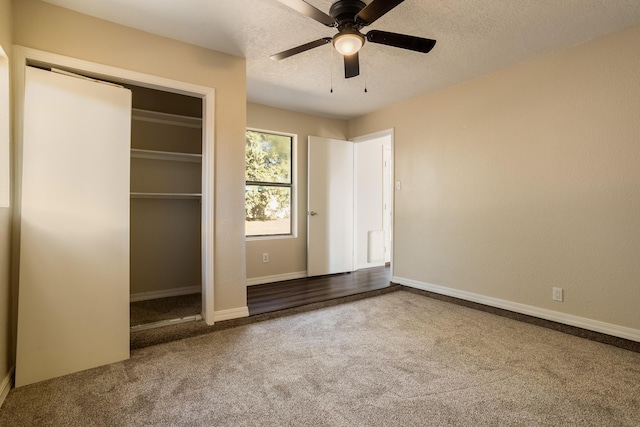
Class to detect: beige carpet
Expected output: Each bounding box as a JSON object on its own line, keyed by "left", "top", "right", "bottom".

{"left": 2, "top": 291, "right": 639, "bottom": 426}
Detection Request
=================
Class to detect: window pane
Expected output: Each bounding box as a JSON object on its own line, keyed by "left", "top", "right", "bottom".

{"left": 245, "top": 185, "right": 291, "bottom": 236}
{"left": 246, "top": 130, "right": 291, "bottom": 184}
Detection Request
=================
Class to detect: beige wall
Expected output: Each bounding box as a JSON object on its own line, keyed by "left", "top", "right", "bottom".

{"left": 0, "top": 0, "right": 12, "bottom": 392}
{"left": 0, "top": 0, "right": 10, "bottom": 51}
{"left": 246, "top": 103, "right": 348, "bottom": 280}
{"left": 12, "top": 0, "right": 247, "bottom": 311}
{"left": 349, "top": 25, "right": 640, "bottom": 331}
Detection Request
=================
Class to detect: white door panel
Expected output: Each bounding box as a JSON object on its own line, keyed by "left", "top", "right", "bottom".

{"left": 16, "top": 67, "right": 131, "bottom": 386}
{"left": 354, "top": 141, "right": 385, "bottom": 269}
{"left": 307, "top": 136, "right": 354, "bottom": 276}
{"left": 383, "top": 146, "right": 392, "bottom": 263}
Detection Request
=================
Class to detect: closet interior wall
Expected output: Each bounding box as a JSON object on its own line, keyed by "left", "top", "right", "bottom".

{"left": 128, "top": 85, "right": 203, "bottom": 321}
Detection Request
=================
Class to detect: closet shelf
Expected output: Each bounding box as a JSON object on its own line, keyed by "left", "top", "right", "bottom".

{"left": 130, "top": 192, "right": 202, "bottom": 200}
{"left": 131, "top": 148, "right": 202, "bottom": 163}
{"left": 132, "top": 108, "right": 202, "bottom": 129}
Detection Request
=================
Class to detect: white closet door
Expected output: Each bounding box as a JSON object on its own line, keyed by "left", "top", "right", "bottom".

{"left": 16, "top": 67, "right": 131, "bottom": 387}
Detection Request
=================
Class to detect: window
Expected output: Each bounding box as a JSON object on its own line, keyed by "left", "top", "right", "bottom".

{"left": 245, "top": 130, "right": 294, "bottom": 237}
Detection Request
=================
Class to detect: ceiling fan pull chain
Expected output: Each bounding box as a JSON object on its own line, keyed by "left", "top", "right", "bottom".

{"left": 363, "top": 53, "right": 368, "bottom": 93}
{"left": 330, "top": 44, "right": 334, "bottom": 93}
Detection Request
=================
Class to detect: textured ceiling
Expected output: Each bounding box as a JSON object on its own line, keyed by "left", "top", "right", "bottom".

{"left": 43, "top": 0, "right": 640, "bottom": 119}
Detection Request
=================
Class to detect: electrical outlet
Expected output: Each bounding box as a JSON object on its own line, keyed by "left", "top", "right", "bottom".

{"left": 552, "top": 287, "right": 563, "bottom": 302}
{"left": 262, "top": 253, "right": 269, "bottom": 263}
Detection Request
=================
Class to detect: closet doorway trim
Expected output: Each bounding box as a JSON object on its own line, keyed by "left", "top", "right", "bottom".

{"left": 12, "top": 46, "right": 216, "bottom": 325}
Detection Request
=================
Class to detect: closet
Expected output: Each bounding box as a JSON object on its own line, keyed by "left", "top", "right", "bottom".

{"left": 127, "top": 86, "right": 204, "bottom": 329}
{"left": 15, "top": 48, "right": 215, "bottom": 387}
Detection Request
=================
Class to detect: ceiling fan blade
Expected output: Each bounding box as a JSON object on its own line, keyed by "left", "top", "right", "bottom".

{"left": 356, "top": 0, "right": 404, "bottom": 26}
{"left": 278, "top": 0, "right": 336, "bottom": 26}
{"left": 366, "top": 30, "right": 436, "bottom": 53}
{"left": 270, "top": 38, "right": 332, "bottom": 61}
{"left": 344, "top": 52, "right": 360, "bottom": 79}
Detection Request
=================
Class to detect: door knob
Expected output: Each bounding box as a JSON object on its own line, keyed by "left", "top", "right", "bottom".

{"left": 309, "top": 211, "right": 318, "bottom": 216}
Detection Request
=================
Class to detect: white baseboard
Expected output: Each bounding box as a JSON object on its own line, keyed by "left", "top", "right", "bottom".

{"left": 214, "top": 306, "right": 249, "bottom": 322}
{"left": 0, "top": 366, "right": 14, "bottom": 408}
{"left": 130, "top": 286, "right": 201, "bottom": 302}
{"left": 394, "top": 276, "right": 640, "bottom": 343}
{"left": 356, "top": 262, "right": 386, "bottom": 270}
{"left": 246, "top": 271, "right": 307, "bottom": 286}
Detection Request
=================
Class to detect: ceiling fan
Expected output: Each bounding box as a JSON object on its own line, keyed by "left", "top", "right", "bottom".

{"left": 271, "top": 0, "right": 437, "bottom": 79}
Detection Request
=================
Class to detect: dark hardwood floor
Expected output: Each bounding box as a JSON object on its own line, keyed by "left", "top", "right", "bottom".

{"left": 129, "top": 266, "right": 391, "bottom": 327}
{"left": 247, "top": 265, "right": 394, "bottom": 315}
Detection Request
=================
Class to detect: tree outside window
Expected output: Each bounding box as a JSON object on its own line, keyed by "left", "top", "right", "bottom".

{"left": 245, "top": 130, "right": 293, "bottom": 236}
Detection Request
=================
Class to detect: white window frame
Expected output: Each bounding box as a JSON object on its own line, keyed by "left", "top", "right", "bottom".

{"left": 245, "top": 128, "right": 297, "bottom": 241}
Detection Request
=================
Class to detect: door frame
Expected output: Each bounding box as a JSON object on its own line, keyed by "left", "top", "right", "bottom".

{"left": 12, "top": 46, "right": 216, "bottom": 325}
{"left": 350, "top": 128, "right": 395, "bottom": 277}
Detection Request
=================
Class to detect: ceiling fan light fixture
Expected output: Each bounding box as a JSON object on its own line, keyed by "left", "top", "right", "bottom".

{"left": 333, "top": 31, "right": 364, "bottom": 56}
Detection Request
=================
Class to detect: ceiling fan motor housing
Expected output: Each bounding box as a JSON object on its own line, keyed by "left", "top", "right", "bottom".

{"left": 329, "top": 0, "right": 366, "bottom": 28}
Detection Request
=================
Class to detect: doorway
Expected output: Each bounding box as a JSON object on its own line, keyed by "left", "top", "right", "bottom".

{"left": 14, "top": 47, "right": 215, "bottom": 325}
{"left": 306, "top": 130, "right": 394, "bottom": 277}
{"left": 13, "top": 46, "right": 216, "bottom": 385}
{"left": 250, "top": 129, "right": 394, "bottom": 316}
{"left": 353, "top": 131, "right": 393, "bottom": 271}
{"left": 126, "top": 85, "right": 204, "bottom": 331}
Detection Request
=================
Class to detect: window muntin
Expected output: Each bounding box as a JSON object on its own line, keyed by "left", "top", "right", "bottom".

{"left": 245, "top": 130, "right": 293, "bottom": 237}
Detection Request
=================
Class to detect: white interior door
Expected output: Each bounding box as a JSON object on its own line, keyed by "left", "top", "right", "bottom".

{"left": 307, "top": 136, "right": 354, "bottom": 276}
{"left": 16, "top": 67, "right": 131, "bottom": 387}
